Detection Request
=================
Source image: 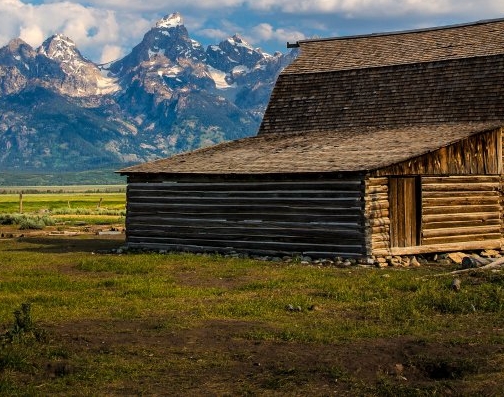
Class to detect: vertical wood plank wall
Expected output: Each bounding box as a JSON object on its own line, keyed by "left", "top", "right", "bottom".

{"left": 389, "top": 177, "right": 420, "bottom": 248}
{"left": 125, "top": 178, "right": 367, "bottom": 258}
{"left": 375, "top": 129, "right": 501, "bottom": 176}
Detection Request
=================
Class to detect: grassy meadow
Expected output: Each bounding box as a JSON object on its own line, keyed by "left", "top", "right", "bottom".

{"left": 0, "top": 235, "right": 503, "bottom": 395}
{"left": 0, "top": 187, "right": 504, "bottom": 395}
{"left": 0, "top": 186, "right": 126, "bottom": 228}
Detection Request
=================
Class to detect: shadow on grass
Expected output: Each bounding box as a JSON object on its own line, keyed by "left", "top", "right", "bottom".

{"left": 6, "top": 235, "right": 125, "bottom": 254}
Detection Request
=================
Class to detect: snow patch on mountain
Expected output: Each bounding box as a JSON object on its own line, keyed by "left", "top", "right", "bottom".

{"left": 207, "top": 65, "right": 236, "bottom": 90}
{"left": 156, "top": 12, "right": 183, "bottom": 29}
{"left": 95, "top": 75, "right": 120, "bottom": 94}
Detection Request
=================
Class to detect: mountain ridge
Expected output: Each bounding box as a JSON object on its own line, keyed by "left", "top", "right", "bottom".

{"left": 0, "top": 12, "right": 296, "bottom": 174}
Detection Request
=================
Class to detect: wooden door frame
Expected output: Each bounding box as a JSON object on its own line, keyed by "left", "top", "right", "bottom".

{"left": 389, "top": 176, "right": 422, "bottom": 247}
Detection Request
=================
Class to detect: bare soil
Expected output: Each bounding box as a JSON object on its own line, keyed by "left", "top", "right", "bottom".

{"left": 43, "top": 317, "right": 503, "bottom": 396}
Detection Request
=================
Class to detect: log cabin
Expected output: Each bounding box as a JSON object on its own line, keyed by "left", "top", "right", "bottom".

{"left": 119, "top": 18, "right": 504, "bottom": 259}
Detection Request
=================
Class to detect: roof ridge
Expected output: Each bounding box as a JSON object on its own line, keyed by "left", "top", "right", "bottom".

{"left": 287, "top": 17, "right": 504, "bottom": 48}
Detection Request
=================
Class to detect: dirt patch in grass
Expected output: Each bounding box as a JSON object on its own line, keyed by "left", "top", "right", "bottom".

{"left": 36, "top": 318, "right": 502, "bottom": 396}
{"left": 0, "top": 225, "right": 125, "bottom": 253}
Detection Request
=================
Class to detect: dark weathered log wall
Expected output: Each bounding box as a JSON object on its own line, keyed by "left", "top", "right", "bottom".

{"left": 125, "top": 178, "right": 367, "bottom": 258}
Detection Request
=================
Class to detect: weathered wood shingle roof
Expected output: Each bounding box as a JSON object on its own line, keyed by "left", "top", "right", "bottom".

{"left": 259, "top": 18, "right": 504, "bottom": 135}
{"left": 285, "top": 18, "right": 504, "bottom": 73}
{"left": 120, "top": 123, "right": 501, "bottom": 174}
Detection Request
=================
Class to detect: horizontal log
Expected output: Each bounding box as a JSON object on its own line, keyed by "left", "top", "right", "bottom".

{"left": 365, "top": 217, "right": 391, "bottom": 226}
{"left": 422, "top": 225, "right": 500, "bottom": 239}
{"left": 366, "top": 177, "right": 388, "bottom": 186}
{"left": 389, "top": 240, "right": 501, "bottom": 256}
{"left": 128, "top": 180, "right": 364, "bottom": 191}
{"left": 371, "top": 240, "right": 390, "bottom": 250}
{"left": 126, "top": 236, "right": 366, "bottom": 254}
{"left": 422, "top": 190, "right": 500, "bottom": 198}
{"left": 127, "top": 217, "right": 364, "bottom": 230}
{"left": 129, "top": 196, "right": 363, "bottom": 206}
{"left": 371, "top": 233, "right": 390, "bottom": 241}
{"left": 365, "top": 201, "right": 389, "bottom": 209}
{"left": 127, "top": 202, "right": 364, "bottom": 214}
{"left": 126, "top": 224, "right": 367, "bottom": 238}
{"left": 127, "top": 230, "right": 365, "bottom": 245}
{"left": 422, "top": 219, "right": 501, "bottom": 230}
{"left": 365, "top": 185, "right": 388, "bottom": 194}
{"left": 127, "top": 221, "right": 363, "bottom": 232}
{"left": 420, "top": 233, "right": 501, "bottom": 245}
{"left": 371, "top": 225, "right": 389, "bottom": 233}
{"left": 128, "top": 190, "right": 363, "bottom": 199}
{"left": 126, "top": 209, "right": 364, "bottom": 223}
{"left": 372, "top": 248, "right": 392, "bottom": 256}
{"left": 422, "top": 183, "right": 498, "bottom": 192}
{"left": 422, "top": 176, "right": 500, "bottom": 184}
{"left": 422, "top": 204, "right": 501, "bottom": 215}
{"left": 365, "top": 193, "right": 388, "bottom": 202}
{"left": 422, "top": 197, "right": 499, "bottom": 206}
{"left": 366, "top": 202, "right": 390, "bottom": 211}
{"left": 371, "top": 240, "right": 390, "bottom": 248}
{"left": 422, "top": 212, "right": 500, "bottom": 223}
{"left": 365, "top": 209, "right": 389, "bottom": 218}
{"left": 365, "top": 207, "right": 390, "bottom": 215}
{"left": 128, "top": 219, "right": 365, "bottom": 235}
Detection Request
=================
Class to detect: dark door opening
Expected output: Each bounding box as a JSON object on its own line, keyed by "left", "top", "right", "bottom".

{"left": 389, "top": 177, "right": 421, "bottom": 247}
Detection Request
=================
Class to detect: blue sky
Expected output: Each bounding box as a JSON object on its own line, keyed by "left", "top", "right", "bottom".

{"left": 1, "top": 1, "right": 504, "bottom": 63}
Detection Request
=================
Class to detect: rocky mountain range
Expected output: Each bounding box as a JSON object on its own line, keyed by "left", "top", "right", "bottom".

{"left": 0, "top": 12, "right": 296, "bottom": 173}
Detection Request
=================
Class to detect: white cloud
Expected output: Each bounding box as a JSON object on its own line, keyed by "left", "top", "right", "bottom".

{"left": 0, "top": 0, "right": 150, "bottom": 61}
{"left": 19, "top": 25, "right": 45, "bottom": 46}
{"left": 56, "top": 0, "right": 244, "bottom": 12}
{"left": 197, "top": 28, "right": 229, "bottom": 42}
{"left": 246, "top": 0, "right": 504, "bottom": 17}
{"left": 1, "top": 0, "right": 504, "bottom": 63}
{"left": 99, "top": 44, "right": 123, "bottom": 64}
{"left": 251, "top": 23, "right": 305, "bottom": 46}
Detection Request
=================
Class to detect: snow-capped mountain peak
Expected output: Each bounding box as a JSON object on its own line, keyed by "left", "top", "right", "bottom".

{"left": 34, "top": 33, "right": 120, "bottom": 96}
{"left": 156, "top": 12, "right": 183, "bottom": 29}
{"left": 38, "top": 34, "right": 79, "bottom": 61}
{"left": 0, "top": 10, "right": 295, "bottom": 174}
{"left": 227, "top": 34, "right": 254, "bottom": 51}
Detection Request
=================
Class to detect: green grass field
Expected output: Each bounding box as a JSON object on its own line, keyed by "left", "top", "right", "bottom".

{"left": 0, "top": 189, "right": 126, "bottom": 227}
{"left": 0, "top": 235, "right": 503, "bottom": 395}
{"left": 0, "top": 193, "right": 125, "bottom": 213}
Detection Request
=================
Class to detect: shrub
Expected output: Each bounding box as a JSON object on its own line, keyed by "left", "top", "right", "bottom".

{"left": 0, "top": 214, "right": 55, "bottom": 230}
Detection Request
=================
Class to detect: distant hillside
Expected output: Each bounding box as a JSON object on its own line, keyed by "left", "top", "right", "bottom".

{"left": 0, "top": 169, "right": 126, "bottom": 186}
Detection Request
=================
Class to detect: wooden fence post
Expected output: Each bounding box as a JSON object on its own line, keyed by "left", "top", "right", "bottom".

{"left": 19, "top": 192, "right": 23, "bottom": 214}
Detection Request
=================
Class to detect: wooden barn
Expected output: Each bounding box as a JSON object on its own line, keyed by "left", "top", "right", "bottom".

{"left": 119, "top": 18, "right": 504, "bottom": 259}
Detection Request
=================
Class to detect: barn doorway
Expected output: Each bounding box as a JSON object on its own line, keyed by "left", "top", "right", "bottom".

{"left": 389, "top": 176, "right": 421, "bottom": 247}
